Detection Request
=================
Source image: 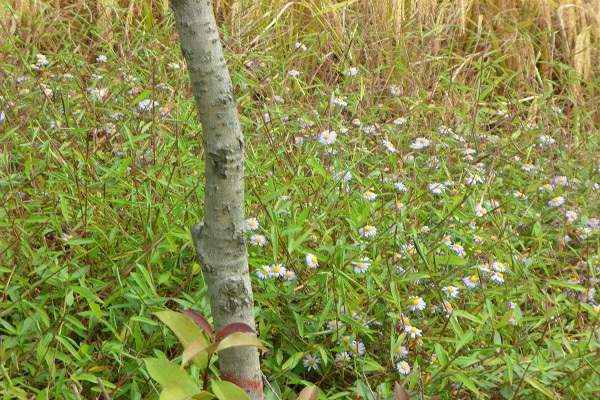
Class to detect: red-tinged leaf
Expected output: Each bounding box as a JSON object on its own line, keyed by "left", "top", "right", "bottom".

{"left": 215, "top": 332, "right": 267, "bottom": 354}
{"left": 297, "top": 385, "right": 319, "bottom": 400}
{"left": 394, "top": 382, "right": 410, "bottom": 400}
{"left": 182, "top": 339, "right": 218, "bottom": 366}
{"left": 180, "top": 309, "right": 214, "bottom": 337}
{"left": 215, "top": 322, "right": 255, "bottom": 342}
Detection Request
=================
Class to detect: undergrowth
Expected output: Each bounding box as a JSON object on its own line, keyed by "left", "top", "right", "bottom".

{"left": 1, "top": 2, "right": 600, "bottom": 399}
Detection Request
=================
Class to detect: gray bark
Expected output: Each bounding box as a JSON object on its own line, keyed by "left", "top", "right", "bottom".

{"left": 171, "top": 1, "right": 262, "bottom": 398}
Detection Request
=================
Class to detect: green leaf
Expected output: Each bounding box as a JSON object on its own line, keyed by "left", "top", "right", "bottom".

{"left": 306, "top": 157, "right": 327, "bottom": 178}
{"left": 192, "top": 393, "right": 216, "bottom": 400}
{"left": 89, "top": 302, "right": 103, "bottom": 319}
{"left": 280, "top": 224, "right": 303, "bottom": 236}
{"left": 524, "top": 377, "right": 555, "bottom": 398}
{"left": 454, "top": 356, "right": 480, "bottom": 368}
{"left": 215, "top": 332, "right": 267, "bottom": 354}
{"left": 143, "top": 358, "right": 202, "bottom": 400}
{"left": 211, "top": 380, "right": 250, "bottom": 400}
{"left": 262, "top": 184, "right": 293, "bottom": 202}
{"left": 434, "top": 254, "right": 467, "bottom": 266}
{"left": 449, "top": 315, "right": 464, "bottom": 336}
{"left": 154, "top": 311, "right": 209, "bottom": 369}
{"left": 288, "top": 226, "right": 316, "bottom": 254}
{"left": 397, "top": 273, "right": 430, "bottom": 283}
{"left": 70, "top": 284, "right": 104, "bottom": 304}
{"left": 144, "top": 358, "right": 193, "bottom": 387}
{"left": 390, "top": 281, "right": 400, "bottom": 307}
{"left": 154, "top": 311, "right": 209, "bottom": 346}
{"left": 354, "top": 381, "right": 376, "bottom": 400}
{"left": 160, "top": 388, "right": 212, "bottom": 400}
{"left": 434, "top": 344, "right": 448, "bottom": 367}
{"left": 494, "top": 311, "right": 514, "bottom": 330}
{"left": 452, "top": 373, "right": 480, "bottom": 396}
{"left": 270, "top": 223, "right": 278, "bottom": 261}
{"left": 546, "top": 279, "right": 587, "bottom": 292}
{"left": 504, "top": 355, "right": 514, "bottom": 384}
{"left": 455, "top": 329, "right": 474, "bottom": 353}
{"left": 130, "top": 89, "right": 153, "bottom": 106}
{"left": 317, "top": 346, "right": 328, "bottom": 366}
{"left": 281, "top": 352, "right": 304, "bottom": 371}
{"left": 361, "top": 358, "right": 385, "bottom": 372}
{"left": 453, "top": 309, "right": 483, "bottom": 324}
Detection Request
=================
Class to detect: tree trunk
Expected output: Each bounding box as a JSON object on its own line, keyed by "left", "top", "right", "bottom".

{"left": 170, "top": 1, "right": 263, "bottom": 399}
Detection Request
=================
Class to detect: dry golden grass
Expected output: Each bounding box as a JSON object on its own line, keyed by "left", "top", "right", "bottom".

{"left": 1, "top": 0, "right": 598, "bottom": 120}
{"left": 236, "top": 0, "right": 597, "bottom": 105}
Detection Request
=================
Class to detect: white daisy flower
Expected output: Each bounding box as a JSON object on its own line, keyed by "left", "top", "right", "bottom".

{"left": 359, "top": 225, "right": 377, "bottom": 238}
{"left": 245, "top": 217, "right": 259, "bottom": 231}
{"left": 319, "top": 130, "right": 337, "bottom": 145}
{"left": 548, "top": 196, "right": 565, "bottom": 207}
{"left": 250, "top": 234, "right": 267, "bottom": 247}
{"left": 407, "top": 297, "right": 426, "bottom": 312}
{"left": 303, "top": 354, "right": 320, "bottom": 371}
{"left": 397, "top": 361, "right": 411, "bottom": 375}
{"left": 442, "top": 286, "right": 459, "bottom": 298}
{"left": 306, "top": 253, "right": 319, "bottom": 268}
